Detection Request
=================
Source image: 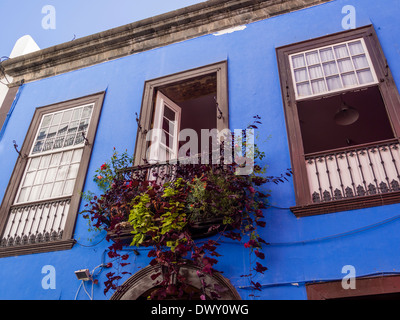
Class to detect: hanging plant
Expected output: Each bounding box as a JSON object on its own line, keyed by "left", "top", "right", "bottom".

{"left": 81, "top": 116, "right": 292, "bottom": 299}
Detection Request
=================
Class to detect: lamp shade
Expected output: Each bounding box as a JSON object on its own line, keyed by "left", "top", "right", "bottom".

{"left": 334, "top": 102, "right": 359, "bottom": 126}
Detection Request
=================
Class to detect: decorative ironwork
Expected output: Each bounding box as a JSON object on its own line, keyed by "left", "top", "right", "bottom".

{"left": 334, "top": 188, "right": 343, "bottom": 200}
{"left": 305, "top": 140, "right": 400, "bottom": 203}
{"left": 1, "top": 199, "right": 69, "bottom": 248}
{"left": 356, "top": 185, "right": 366, "bottom": 197}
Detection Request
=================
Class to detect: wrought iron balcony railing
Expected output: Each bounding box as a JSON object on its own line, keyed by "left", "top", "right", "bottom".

{"left": 305, "top": 139, "right": 400, "bottom": 203}
{"left": 1, "top": 197, "right": 69, "bottom": 247}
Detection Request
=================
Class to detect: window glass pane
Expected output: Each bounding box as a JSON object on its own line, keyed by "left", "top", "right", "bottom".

{"left": 63, "top": 134, "right": 75, "bottom": 147}
{"left": 68, "top": 121, "right": 79, "bottom": 134}
{"left": 51, "top": 112, "right": 62, "bottom": 126}
{"left": 28, "top": 157, "right": 41, "bottom": 171}
{"left": 23, "top": 172, "right": 36, "bottom": 187}
{"left": 311, "top": 79, "right": 326, "bottom": 94}
{"left": 292, "top": 54, "right": 305, "bottom": 68}
{"left": 17, "top": 187, "right": 30, "bottom": 203}
{"left": 61, "top": 110, "right": 73, "bottom": 123}
{"left": 306, "top": 51, "right": 320, "bottom": 65}
{"left": 164, "top": 105, "right": 175, "bottom": 121}
{"left": 61, "top": 151, "right": 73, "bottom": 165}
{"left": 296, "top": 82, "right": 311, "bottom": 97}
{"left": 28, "top": 185, "right": 41, "bottom": 201}
{"left": 320, "top": 48, "right": 334, "bottom": 62}
{"left": 45, "top": 167, "right": 57, "bottom": 183}
{"left": 338, "top": 58, "right": 353, "bottom": 73}
{"left": 32, "top": 141, "right": 43, "bottom": 154}
{"left": 326, "top": 76, "right": 342, "bottom": 90}
{"left": 41, "top": 115, "right": 52, "bottom": 128}
{"left": 47, "top": 125, "right": 58, "bottom": 139}
{"left": 50, "top": 153, "right": 62, "bottom": 167}
{"left": 56, "top": 165, "right": 69, "bottom": 181}
{"left": 308, "top": 65, "right": 323, "bottom": 80}
{"left": 72, "top": 149, "right": 83, "bottom": 163}
{"left": 294, "top": 68, "right": 308, "bottom": 82}
{"left": 37, "top": 128, "right": 48, "bottom": 141}
{"left": 323, "top": 62, "right": 338, "bottom": 76}
{"left": 67, "top": 163, "right": 80, "bottom": 179}
{"left": 63, "top": 180, "right": 75, "bottom": 195}
{"left": 341, "top": 72, "right": 358, "bottom": 87}
{"left": 53, "top": 137, "right": 65, "bottom": 150}
{"left": 34, "top": 169, "right": 47, "bottom": 185}
{"left": 78, "top": 119, "right": 89, "bottom": 132}
{"left": 334, "top": 44, "right": 349, "bottom": 59}
{"left": 357, "top": 69, "right": 374, "bottom": 84}
{"left": 348, "top": 40, "right": 364, "bottom": 55}
{"left": 52, "top": 181, "right": 64, "bottom": 197}
{"left": 39, "top": 155, "right": 51, "bottom": 169}
{"left": 352, "top": 55, "right": 369, "bottom": 69}
{"left": 82, "top": 105, "right": 93, "bottom": 118}
{"left": 40, "top": 183, "right": 53, "bottom": 199}
{"left": 42, "top": 139, "right": 55, "bottom": 152}
{"left": 72, "top": 108, "right": 83, "bottom": 121}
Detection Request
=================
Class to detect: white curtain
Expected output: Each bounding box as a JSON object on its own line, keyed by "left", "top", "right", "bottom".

{"left": 334, "top": 45, "right": 349, "bottom": 59}
{"left": 297, "top": 82, "right": 311, "bottom": 97}
{"left": 341, "top": 72, "right": 358, "bottom": 87}
{"left": 311, "top": 79, "right": 326, "bottom": 94}
{"left": 323, "top": 62, "right": 338, "bottom": 76}
{"left": 320, "top": 48, "right": 334, "bottom": 62}
{"left": 306, "top": 51, "right": 320, "bottom": 65}
{"left": 348, "top": 40, "right": 364, "bottom": 55}
{"left": 357, "top": 69, "right": 374, "bottom": 84}
{"left": 338, "top": 58, "right": 353, "bottom": 73}
{"left": 352, "top": 54, "right": 368, "bottom": 69}
{"left": 309, "top": 65, "right": 323, "bottom": 79}
{"left": 294, "top": 68, "right": 308, "bottom": 82}
{"left": 326, "top": 76, "right": 342, "bottom": 90}
{"left": 292, "top": 54, "right": 305, "bottom": 68}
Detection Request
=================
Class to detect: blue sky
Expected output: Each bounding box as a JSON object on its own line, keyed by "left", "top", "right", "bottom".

{"left": 0, "top": 0, "right": 206, "bottom": 58}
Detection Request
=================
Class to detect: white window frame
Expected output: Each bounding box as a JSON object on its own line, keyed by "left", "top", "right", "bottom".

{"left": 289, "top": 38, "right": 379, "bottom": 100}
{"left": 147, "top": 92, "right": 181, "bottom": 163}
{"left": 14, "top": 104, "right": 94, "bottom": 205}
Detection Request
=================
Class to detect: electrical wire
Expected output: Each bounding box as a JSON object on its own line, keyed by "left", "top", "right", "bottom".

{"left": 237, "top": 271, "right": 400, "bottom": 290}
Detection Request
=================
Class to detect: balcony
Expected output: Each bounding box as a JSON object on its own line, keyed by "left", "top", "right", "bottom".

{"left": 1, "top": 197, "right": 69, "bottom": 248}
{"left": 296, "top": 139, "right": 400, "bottom": 216}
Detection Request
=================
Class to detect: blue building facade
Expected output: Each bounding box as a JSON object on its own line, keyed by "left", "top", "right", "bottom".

{"left": 1, "top": 0, "right": 400, "bottom": 300}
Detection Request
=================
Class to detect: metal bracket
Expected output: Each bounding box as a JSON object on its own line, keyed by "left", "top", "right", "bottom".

{"left": 81, "top": 132, "right": 90, "bottom": 146}
{"left": 12, "top": 140, "right": 26, "bottom": 159}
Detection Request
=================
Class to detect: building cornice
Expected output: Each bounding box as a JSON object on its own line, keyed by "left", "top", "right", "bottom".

{"left": 2, "top": 0, "right": 331, "bottom": 85}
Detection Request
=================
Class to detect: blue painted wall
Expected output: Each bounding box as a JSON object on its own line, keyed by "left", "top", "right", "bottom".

{"left": 1, "top": 0, "right": 400, "bottom": 300}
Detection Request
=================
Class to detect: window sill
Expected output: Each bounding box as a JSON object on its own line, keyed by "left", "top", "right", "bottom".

{"left": 0, "top": 239, "right": 76, "bottom": 258}
{"left": 291, "top": 190, "right": 400, "bottom": 217}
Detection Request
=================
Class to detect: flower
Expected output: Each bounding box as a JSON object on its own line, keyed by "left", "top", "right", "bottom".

{"left": 97, "top": 175, "right": 103, "bottom": 180}
{"left": 100, "top": 163, "right": 107, "bottom": 171}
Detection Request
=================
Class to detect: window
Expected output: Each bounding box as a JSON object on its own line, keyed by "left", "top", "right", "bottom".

{"left": 276, "top": 25, "right": 400, "bottom": 217}
{"left": 134, "top": 61, "right": 229, "bottom": 167}
{"left": 147, "top": 92, "right": 182, "bottom": 163}
{"left": 290, "top": 38, "right": 378, "bottom": 99}
{"left": 0, "top": 92, "right": 104, "bottom": 256}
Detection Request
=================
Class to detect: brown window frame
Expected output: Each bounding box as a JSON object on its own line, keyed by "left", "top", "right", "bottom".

{"left": 276, "top": 25, "right": 400, "bottom": 217}
{"left": 134, "top": 61, "right": 229, "bottom": 166}
{"left": 0, "top": 92, "right": 105, "bottom": 257}
{"left": 306, "top": 275, "right": 400, "bottom": 300}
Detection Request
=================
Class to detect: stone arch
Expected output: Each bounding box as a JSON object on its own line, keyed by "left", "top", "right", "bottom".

{"left": 110, "top": 263, "right": 241, "bottom": 300}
